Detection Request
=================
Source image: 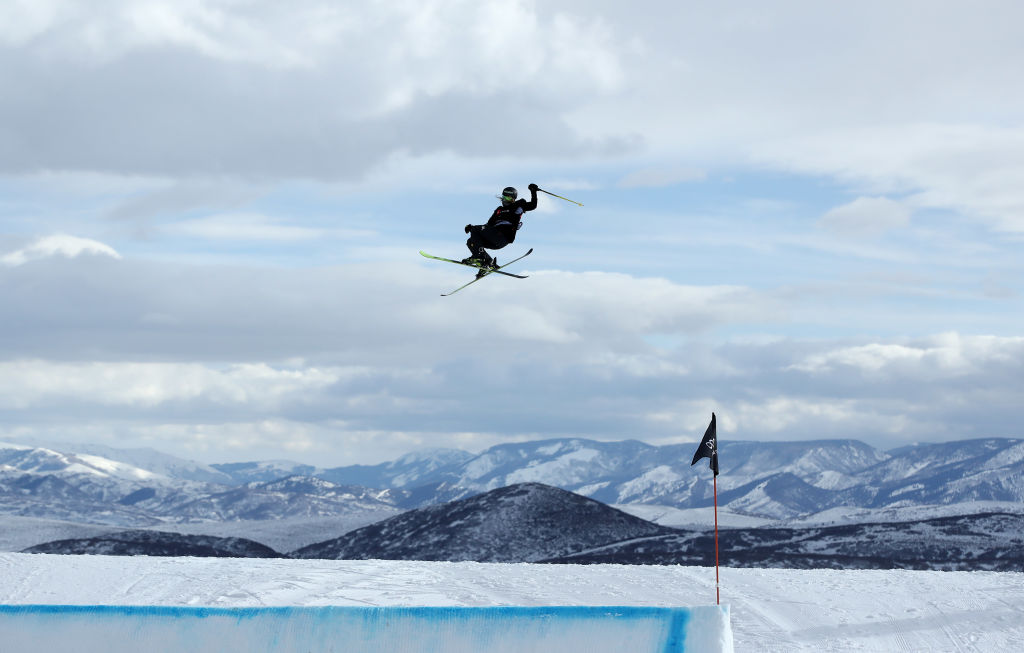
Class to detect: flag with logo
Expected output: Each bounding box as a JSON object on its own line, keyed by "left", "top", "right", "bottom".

{"left": 690, "top": 412, "right": 719, "bottom": 476}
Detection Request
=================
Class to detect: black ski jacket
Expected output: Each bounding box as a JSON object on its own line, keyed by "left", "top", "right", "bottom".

{"left": 485, "top": 188, "right": 538, "bottom": 242}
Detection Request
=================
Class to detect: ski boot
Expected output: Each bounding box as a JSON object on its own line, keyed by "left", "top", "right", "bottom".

{"left": 475, "top": 255, "right": 497, "bottom": 278}
{"left": 463, "top": 248, "right": 494, "bottom": 273}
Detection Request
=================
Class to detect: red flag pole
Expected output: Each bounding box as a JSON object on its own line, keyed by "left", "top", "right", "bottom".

{"left": 714, "top": 473, "right": 720, "bottom": 605}
{"left": 690, "top": 411, "right": 721, "bottom": 605}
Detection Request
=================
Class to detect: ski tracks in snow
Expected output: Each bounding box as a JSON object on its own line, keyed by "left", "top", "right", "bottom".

{"left": 726, "top": 567, "right": 1024, "bottom": 652}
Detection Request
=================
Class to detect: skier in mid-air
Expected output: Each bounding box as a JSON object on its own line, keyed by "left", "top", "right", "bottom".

{"left": 462, "top": 183, "right": 539, "bottom": 271}
{"left": 419, "top": 182, "right": 579, "bottom": 295}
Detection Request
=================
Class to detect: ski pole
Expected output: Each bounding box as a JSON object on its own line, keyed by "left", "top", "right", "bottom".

{"left": 537, "top": 187, "right": 583, "bottom": 206}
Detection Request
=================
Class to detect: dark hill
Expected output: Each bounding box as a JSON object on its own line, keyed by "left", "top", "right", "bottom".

{"left": 546, "top": 512, "right": 1024, "bottom": 571}
{"left": 22, "top": 530, "right": 282, "bottom": 558}
{"left": 292, "top": 482, "right": 677, "bottom": 562}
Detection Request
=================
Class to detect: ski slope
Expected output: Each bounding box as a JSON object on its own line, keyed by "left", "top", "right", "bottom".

{"left": 2, "top": 553, "right": 1023, "bottom": 651}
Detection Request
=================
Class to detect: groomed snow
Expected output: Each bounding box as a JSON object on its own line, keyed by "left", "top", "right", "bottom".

{"left": 1, "top": 553, "right": 1021, "bottom": 651}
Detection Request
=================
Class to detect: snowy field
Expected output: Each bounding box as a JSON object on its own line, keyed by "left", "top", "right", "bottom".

{"left": 2, "top": 553, "right": 1022, "bottom": 651}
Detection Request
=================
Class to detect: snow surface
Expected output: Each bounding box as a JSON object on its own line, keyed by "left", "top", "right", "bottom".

{"left": 2, "top": 553, "right": 1022, "bottom": 651}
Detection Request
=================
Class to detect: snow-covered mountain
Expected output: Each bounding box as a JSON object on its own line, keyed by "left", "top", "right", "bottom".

{"left": 156, "top": 476, "right": 399, "bottom": 521}
{"left": 4, "top": 436, "right": 1024, "bottom": 543}
{"left": 843, "top": 438, "right": 1024, "bottom": 505}
{"left": 209, "top": 448, "right": 476, "bottom": 488}
{"left": 0, "top": 441, "right": 403, "bottom": 529}
{"left": 209, "top": 460, "right": 318, "bottom": 485}
{"left": 348, "top": 437, "right": 1024, "bottom": 521}
{"left": 0, "top": 441, "right": 205, "bottom": 526}
{"left": 21, "top": 441, "right": 235, "bottom": 484}
{"left": 313, "top": 449, "right": 477, "bottom": 489}
{"left": 1, "top": 441, "right": 174, "bottom": 486}
{"left": 315, "top": 437, "right": 895, "bottom": 517}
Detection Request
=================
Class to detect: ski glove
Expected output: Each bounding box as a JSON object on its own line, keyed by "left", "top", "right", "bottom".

{"left": 464, "top": 224, "right": 472, "bottom": 233}
{"left": 528, "top": 183, "right": 539, "bottom": 192}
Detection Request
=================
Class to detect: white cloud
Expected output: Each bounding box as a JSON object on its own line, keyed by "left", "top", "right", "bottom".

{"left": 788, "top": 333, "right": 1024, "bottom": 379}
{"left": 4, "top": 1, "right": 1022, "bottom": 244}
{"left": 165, "top": 214, "right": 353, "bottom": 242}
{"left": 0, "top": 360, "right": 346, "bottom": 409}
{"left": 2, "top": 327, "right": 1023, "bottom": 463}
{"left": 0, "top": 0, "right": 62, "bottom": 47}
{"left": 730, "top": 397, "right": 865, "bottom": 433}
{"left": 1, "top": 0, "right": 314, "bottom": 68}
{"left": 818, "top": 196, "right": 912, "bottom": 237}
{"left": 506, "top": 271, "right": 774, "bottom": 340}
{"left": 3, "top": 4, "right": 1024, "bottom": 463}
{"left": 617, "top": 166, "right": 706, "bottom": 189}
{"left": 1, "top": 234, "right": 121, "bottom": 266}
{"left": 0, "top": 1, "right": 630, "bottom": 179}
{"left": 755, "top": 124, "right": 1024, "bottom": 234}
{"left": 0, "top": 254, "right": 780, "bottom": 362}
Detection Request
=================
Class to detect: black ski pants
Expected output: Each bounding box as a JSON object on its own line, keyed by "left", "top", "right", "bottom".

{"left": 466, "top": 224, "right": 511, "bottom": 257}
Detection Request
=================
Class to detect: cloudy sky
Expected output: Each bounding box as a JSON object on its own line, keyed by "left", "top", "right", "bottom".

{"left": 2, "top": 1, "right": 1023, "bottom": 466}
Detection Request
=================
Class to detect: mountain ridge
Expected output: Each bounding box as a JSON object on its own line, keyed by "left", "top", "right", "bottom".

{"left": 4, "top": 436, "right": 1023, "bottom": 535}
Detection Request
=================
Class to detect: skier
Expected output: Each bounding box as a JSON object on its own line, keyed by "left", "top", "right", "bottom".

{"left": 462, "top": 183, "right": 539, "bottom": 272}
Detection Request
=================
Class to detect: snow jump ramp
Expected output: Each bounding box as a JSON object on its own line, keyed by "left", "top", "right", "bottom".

{"left": 0, "top": 604, "right": 733, "bottom": 652}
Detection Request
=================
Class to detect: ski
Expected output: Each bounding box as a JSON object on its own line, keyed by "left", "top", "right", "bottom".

{"left": 419, "top": 248, "right": 533, "bottom": 296}
{"left": 419, "top": 249, "right": 532, "bottom": 279}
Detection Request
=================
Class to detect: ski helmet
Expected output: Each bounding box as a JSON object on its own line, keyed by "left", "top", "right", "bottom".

{"left": 500, "top": 186, "right": 518, "bottom": 207}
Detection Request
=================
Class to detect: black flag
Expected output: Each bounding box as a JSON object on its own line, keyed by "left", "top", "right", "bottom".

{"left": 690, "top": 412, "right": 719, "bottom": 476}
